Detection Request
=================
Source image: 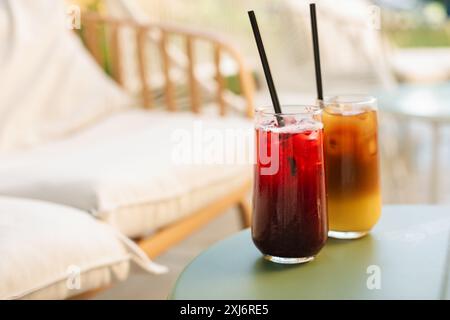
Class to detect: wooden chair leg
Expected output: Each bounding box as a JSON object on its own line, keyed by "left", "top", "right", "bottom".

{"left": 237, "top": 198, "right": 252, "bottom": 228}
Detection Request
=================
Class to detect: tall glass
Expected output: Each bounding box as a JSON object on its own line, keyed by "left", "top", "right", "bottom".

{"left": 252, "top": 106, "right": 328, "bottom": 264}
{"left": 322, "top": 95, "right": 381, "bottom": 239}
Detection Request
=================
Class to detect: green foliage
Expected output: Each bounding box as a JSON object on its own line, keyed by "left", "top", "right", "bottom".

{"left": 86, "top": 0, "right": 102, "bottom": 12}
{"left": 389, "top": 25, "right": 450, "bottom": 47}
{"left": 225, "top": 71, "right": 259, "bottom": 95}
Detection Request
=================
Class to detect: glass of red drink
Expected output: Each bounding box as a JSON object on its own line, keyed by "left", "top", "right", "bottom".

{"left": 252, "top": 105, "right": 328, "bottom": 264}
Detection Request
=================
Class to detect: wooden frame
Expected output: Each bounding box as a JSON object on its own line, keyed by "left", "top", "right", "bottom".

{"left": 79, "top": 14, "right": 255, "bottom": 262}
{"left": 80, "top": 13, "right": 255, "bottom": 117}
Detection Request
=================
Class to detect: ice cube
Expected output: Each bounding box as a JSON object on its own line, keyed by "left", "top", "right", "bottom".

{"left": 367, "top": 138, "right": 377, "bottom": 156}
{"left": 304, "top": 130, "right": 319, "bottom": 140}
{"left": 357, "top": 112, "right": 368, "bottom": 121}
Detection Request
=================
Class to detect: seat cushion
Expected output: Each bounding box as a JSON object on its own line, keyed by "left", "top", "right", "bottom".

{"left": 0, "top": 110, "right": 253, "bottom": 237}
{"left": 0, "top": 196, "right": 130, "bottom": 300}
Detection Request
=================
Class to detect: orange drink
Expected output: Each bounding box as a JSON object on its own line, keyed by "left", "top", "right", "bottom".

{"left": 322, "top": 96, "right": 381, "bottom": 239}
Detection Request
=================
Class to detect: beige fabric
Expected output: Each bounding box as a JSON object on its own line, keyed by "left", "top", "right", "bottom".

{"left": 0, "top": 0, "right": 133, "bottom": 151}
{"left": 105, "top": 171, "right": 250, "bottom": 237}
{"left": 0, "top": 197, "right": 130, "bottom": 300}
{"left": 0, "top": 110, "right": 253, "bottom": 237}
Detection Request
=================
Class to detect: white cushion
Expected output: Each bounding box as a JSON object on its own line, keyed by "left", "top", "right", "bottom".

{"left": 0, "top": 0, "right": 133, "bottom": 151}
{"left": 0, "top": 110, "right": 253, "bottom": 237}
{"left": 0, "top": 196, "right": 130, "bottom": 300}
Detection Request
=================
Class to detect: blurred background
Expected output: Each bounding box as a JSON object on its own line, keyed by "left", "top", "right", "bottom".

{"left": 74, "top": 0, "right": 450, "bottom": 204}
{"left": 68, "top": 0, "right": 449, "bottom": 298}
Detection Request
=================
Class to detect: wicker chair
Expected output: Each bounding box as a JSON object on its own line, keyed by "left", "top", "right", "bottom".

{"left": 79, "top": 13, "right": 256, "bottom": 260}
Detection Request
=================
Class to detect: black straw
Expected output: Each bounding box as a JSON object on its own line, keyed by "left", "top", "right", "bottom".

{"left": 248, "top": 10, "right": 284, "bottom": 125}
{"left": 309, "top": 3, "right": 323, "bottom": 101}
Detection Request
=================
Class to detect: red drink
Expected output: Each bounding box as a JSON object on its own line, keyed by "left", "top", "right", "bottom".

{"left": 252, "top": 106, "right": 328, "bottom": 264}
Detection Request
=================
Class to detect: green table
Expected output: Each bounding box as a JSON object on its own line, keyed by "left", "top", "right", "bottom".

{"left": 171, "top": 205, "right": 450, "bottom": 299}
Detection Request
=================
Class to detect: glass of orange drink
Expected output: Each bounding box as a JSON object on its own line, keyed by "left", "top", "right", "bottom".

{"left": 322, "top": 95, "right": 381, "bottom": 239}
